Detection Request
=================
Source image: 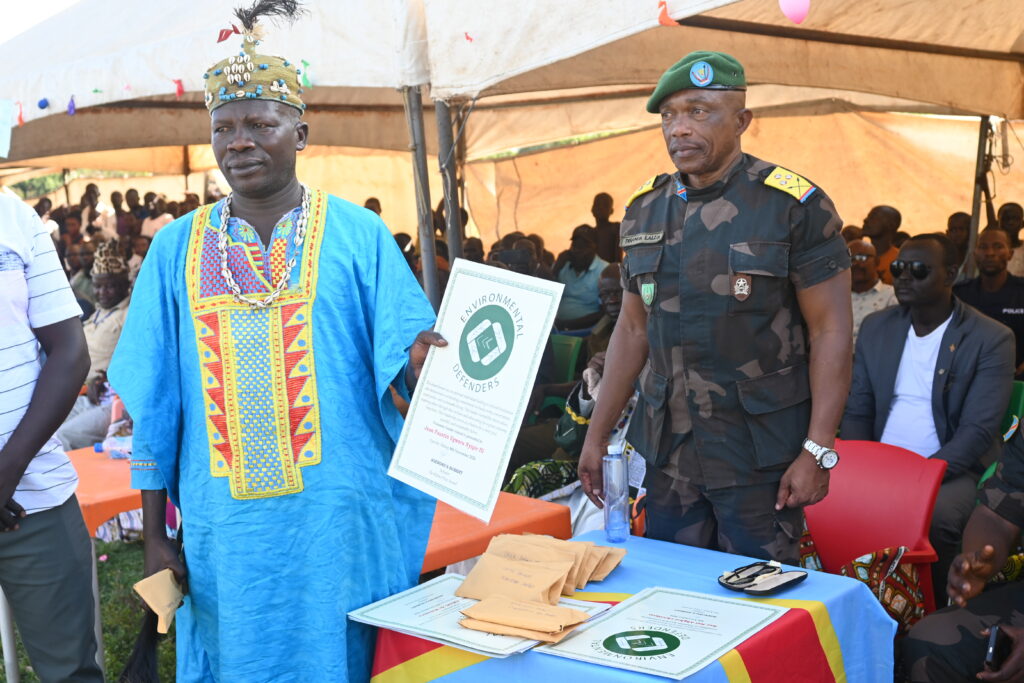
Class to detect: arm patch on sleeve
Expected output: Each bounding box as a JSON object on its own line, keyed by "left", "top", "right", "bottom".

{"left": 764, "top": 166, "right": 816, "bottom": 204}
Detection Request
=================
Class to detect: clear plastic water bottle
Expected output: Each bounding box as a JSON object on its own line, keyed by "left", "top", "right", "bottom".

{"left": 603, "top": 444, "right": 630, "bottom": 543}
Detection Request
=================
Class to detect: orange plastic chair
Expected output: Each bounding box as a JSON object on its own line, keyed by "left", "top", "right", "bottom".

{"left": 803, "top": 439, "right": 947, "bottom": 613}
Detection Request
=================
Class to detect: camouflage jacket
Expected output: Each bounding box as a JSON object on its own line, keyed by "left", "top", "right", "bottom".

{"left": 620, "top": 154, "right": 849, "bottom": 489}
{"left": 980, "top": 422, "right": 1024, "bottom": 528}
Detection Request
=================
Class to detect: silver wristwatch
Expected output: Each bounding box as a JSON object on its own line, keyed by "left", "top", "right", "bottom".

{"left": 803, "top": 438, "right": 839, "bottom": 470}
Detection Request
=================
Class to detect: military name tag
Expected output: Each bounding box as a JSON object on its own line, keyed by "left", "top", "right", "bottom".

{"left": 731, "top": 274, "right": 751, "bottom": 301}
{"left": 620, "top": 232, "right": 664, "bottom": 248}
{"left": 641, "top": 282, "right": 656, "bottom": 306}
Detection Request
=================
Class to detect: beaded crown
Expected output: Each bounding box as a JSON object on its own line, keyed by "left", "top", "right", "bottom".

{"left": 203, "top": 1, "right": 306, "bottom": 114}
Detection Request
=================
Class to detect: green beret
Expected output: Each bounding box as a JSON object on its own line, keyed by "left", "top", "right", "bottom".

{"left": 646, "top": 51, "right": 746, "bottom": 113}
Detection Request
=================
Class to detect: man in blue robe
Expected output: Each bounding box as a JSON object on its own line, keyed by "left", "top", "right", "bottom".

{"left": 108, "top": 8, "right": 444, "bottom": 680}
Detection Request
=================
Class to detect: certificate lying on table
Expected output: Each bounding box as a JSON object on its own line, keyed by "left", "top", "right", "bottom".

{"left": 388, "top": 259, "right": 563, "bottom": 521}
{"left": 348, "top": 573, "right": 608, "bottom": 658}
{"left": 536, "top": 587, "right": 787, "bottom": 680}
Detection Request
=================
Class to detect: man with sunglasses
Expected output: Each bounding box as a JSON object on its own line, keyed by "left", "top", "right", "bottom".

{"left": 849, "top": 239, "right": 897, "bottom": 347}
{"left": 842, "top": 233, "right": 1014, "bottom": 606}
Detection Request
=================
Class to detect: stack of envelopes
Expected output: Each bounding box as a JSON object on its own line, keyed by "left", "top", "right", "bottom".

{"left": 454, "top": 534, "right": 627, "bottom": 642}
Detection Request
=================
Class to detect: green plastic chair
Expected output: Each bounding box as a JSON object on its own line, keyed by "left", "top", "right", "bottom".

{"left": 549, "top": 334, "right": 584, "bottom": 382}
{"left": 980, "top": 381, "right": 1024, "bottom": 489}
{"left": 1000, "top": 381, "right": 1024, "bottom": 435}
{"left": 538, "top": 334, "right": 584, "bottom": 414}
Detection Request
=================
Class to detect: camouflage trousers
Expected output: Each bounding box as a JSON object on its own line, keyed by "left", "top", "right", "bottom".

{"left": 643, "top": 462, "right": 803, "bottom": 565}
{"left": 902, "top": 582, "right": 1024, "bottom": 682}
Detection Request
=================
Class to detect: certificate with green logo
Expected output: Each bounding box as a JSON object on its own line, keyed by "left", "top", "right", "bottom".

{"left": 535, "top": 587, "right": 787, "bottom": 679}
{"left": 388, "top": 259, "right": 564, "bottom": 522}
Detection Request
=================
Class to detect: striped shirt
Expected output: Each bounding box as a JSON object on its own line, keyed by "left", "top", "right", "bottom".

{"left": 0, "top": 195, "right": 81, "bottom": 514}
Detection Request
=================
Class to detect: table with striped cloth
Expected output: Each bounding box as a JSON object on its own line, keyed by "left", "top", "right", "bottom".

{"left": 371, "top": 531, "right": 895, "bottom": 682}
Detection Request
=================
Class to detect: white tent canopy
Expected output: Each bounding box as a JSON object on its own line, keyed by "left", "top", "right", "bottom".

{"left": 0, "top": 0, "right": 745, "bottom": 165}
{"left": 425, "top": 0, "right": 1024, "bottom": 118}
{"left": 0, "top": 0, "right": 429, "bottom": 125}
{"left": 4, "top": 0, "right": 1004, "bottom": 168}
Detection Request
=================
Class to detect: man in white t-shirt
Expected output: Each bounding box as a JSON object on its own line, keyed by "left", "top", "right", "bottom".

{"left": 0, "top": 195, "right": 102, "bottom": 679}
{"left": 841, "top": 233, "right": 1015, "bottom": 607}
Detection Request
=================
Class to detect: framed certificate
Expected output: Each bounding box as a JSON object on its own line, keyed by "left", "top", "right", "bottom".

{"left": 388, "top": 259, "right": 563, "bottom": 521}
{"left": 536, "top": 587, "right": 788, "bottom": 679}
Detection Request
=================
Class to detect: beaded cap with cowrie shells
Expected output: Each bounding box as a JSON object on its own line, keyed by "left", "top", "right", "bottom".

{"left": 203, "top": 0, "right": 306, "bottom": 114}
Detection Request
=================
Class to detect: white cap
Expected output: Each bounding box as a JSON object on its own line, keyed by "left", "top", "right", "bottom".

{"left": 606, "top": 444, "right": 624, "bottom": 456}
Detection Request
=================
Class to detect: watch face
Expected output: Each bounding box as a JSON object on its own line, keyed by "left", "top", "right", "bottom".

{"left": 820, "top": 450, "right": 839, "bottom": 469}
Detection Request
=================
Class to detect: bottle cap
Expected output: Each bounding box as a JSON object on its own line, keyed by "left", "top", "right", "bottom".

{"left": 606, "top": 444, "right": 624, "bottom": 456}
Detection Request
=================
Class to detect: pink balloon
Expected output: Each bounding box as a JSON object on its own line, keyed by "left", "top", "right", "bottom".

{"left": 778, "top": 0, "right": 810, "bottom": 24}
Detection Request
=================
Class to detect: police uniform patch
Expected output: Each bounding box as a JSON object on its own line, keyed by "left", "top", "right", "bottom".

{"left": 641, "top": 282, "right": 656, "bottom": 306}
{"left": 626, "top": 175, "right": 660, "bottom": 208}
{"left": 763, "top": 166, "right": 816, "bottom": 204}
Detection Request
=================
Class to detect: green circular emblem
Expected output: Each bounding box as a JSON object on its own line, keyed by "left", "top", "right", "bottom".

{"left": 602, "top": 630, "right": 681, "bottom": 657}
{"left": 458, "top": 305, "right": 515, "bottom": 380}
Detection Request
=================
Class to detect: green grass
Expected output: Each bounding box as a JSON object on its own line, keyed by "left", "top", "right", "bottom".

{"left": 0, "top": 541, "right": 175, "bottom": 682}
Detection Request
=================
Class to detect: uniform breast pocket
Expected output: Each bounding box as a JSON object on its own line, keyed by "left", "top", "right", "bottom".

{"left": 623, "top": 245, "right": 662, "bottom": 313}
{"left": 727, "top": 241, "right": 790, "bottom": 316}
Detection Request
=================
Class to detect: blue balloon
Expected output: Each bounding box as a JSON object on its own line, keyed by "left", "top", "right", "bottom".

{"left": 37, "top": 98, "right": 49, "bottom": 109}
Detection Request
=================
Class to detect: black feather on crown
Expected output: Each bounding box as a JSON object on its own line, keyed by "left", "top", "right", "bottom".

{"left": 233, "top": 0, "right": 306, "bottom": 32}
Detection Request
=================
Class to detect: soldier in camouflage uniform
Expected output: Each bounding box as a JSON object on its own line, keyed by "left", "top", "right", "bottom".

{"left": 578, "top": 51, "right": 852, "bottom": 564}
{"left": 903, "top": 423, "right": 1024, "bottom": 682}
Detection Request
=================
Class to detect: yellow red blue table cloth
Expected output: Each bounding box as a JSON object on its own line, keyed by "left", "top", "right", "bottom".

{"left": 372, "top": 531, "right": 896, "bottom": 682}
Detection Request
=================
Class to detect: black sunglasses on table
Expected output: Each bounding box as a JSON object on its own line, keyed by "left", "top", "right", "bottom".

{"left": 890, "top": 259, "right": 932, "bottom": 280}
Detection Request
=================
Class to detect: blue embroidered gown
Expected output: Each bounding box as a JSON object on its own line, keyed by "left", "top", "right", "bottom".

{"left": 109, "top": 191, "right": 436, "bottom": 681}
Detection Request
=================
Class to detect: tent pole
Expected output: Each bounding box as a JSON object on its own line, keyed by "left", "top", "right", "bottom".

{"left": 966, "top": 115, "right": 990, "bottom": 279}
{"left": 183, "top": 145, "right": 191, "bottom": 192}
{"left": 62, "top": 168, "right": 71, "bottom": 206}
{"left": 436, "top": 99, "right": 463, "bottom": 261}
{"left": 402, "top": 85, "right": 440, "bottom": 310}
{"left": 455, "top": 105, "right": 468, "bottom": 223}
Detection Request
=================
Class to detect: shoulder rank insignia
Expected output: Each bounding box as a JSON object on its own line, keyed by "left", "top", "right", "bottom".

{"left": 626, "top": 174, "right": 666, "bottom": 208}
{"left": 764, "top": 166, "right": 816, "bottom": 204}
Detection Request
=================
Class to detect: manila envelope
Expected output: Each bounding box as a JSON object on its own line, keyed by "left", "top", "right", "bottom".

{"left": 132, "top": 568, "right": 184, "bottom": 634}
{"left": 577, "top": 545, "right": 611, "bottom": 589}
{"left": 459, "top": 617, "right": 581, "bottom": 643}
{"left": 455, "top": 554, "right": 573, "bottom": 605}
{"left": 485, "top": 536, "right": 579, "bottom": 596}
{"left": 588, "top": 546, "right": 627, "bottom": 582}
{"left": 461, "top": 595, "right": 590, "bottom": 633}
{"left": 518, "top": 535, "right": 593, "bottom": 595}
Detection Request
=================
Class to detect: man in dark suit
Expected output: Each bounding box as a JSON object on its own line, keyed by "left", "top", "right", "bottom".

{"left": 841, "top": 233, "right": 1015, "bottom": 606}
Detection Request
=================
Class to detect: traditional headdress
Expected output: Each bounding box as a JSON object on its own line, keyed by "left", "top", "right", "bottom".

{"left": 203, "top": 0, "right": 307, "bottom": 114}
{"left": 92, "top": 240, "right": 128, "bottom": 277}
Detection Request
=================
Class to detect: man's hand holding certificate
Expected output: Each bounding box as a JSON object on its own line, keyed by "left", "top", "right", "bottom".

{"left": 388, "top": 259, "right": 563, "bottom": 521}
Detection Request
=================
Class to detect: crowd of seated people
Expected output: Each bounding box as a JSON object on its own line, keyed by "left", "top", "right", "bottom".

{"left": 21, "top": 184, "right": 220, "bottom": 453}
